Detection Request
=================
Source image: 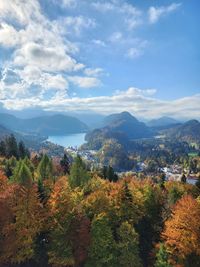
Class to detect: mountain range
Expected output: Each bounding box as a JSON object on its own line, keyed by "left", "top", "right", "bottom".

{"left": 84, "top": 112, "right": 200, "bottom": 150}
{"left": 0, "top": 113, "right": 88, "bottom": 136}
{"left": 0, "top": 111, "right": 199, "bottom": 151}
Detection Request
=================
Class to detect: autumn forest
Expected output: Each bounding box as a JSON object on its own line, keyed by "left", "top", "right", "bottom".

{"left": 0, "top": 136, "right": 200, "bottom": 267}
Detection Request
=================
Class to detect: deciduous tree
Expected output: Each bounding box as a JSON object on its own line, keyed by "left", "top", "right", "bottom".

{"left": 162, "top": 195, "right": 200, "bottom": 265}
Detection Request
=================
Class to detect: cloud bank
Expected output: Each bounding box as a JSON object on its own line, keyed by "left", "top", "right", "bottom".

{"left": 0, "top": 1, "right": 197, "bottom": 120}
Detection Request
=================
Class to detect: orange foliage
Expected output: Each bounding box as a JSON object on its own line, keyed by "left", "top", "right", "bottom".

{"left": 162, "top": 195, "right": 200, "bottom": 264}
{"left": 0, "top": 183, "right": 44, "bottom": 264}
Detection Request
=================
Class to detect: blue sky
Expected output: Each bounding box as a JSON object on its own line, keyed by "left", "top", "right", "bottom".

{"left": 0, "top": 0, "right": 199, "bottom": 119}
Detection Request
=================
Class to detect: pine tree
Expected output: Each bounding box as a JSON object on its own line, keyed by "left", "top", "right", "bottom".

{"left": 37, "top": 154, "right": 53, "bottom": 181}
{"left": 117, "top": 222, "right": 142, "bottom": 267}
{"left": 85, "top": 213, "right": 116, "bottom": 267}
{"left": 4, "top": 156, "right": 17, "bottom": 178}
{"left": 120, "top": 181, "right": 140, "bottom": 224}
{"left": 5, "top": 134, "right": 18, "bottom": 158}
{"left": 68, "top": 155, "right": 90, "bottom": 188}
{"left": 18, "top": 141, "right": 26, "bottom": 159}
{"left": 0, "top": 140, "right": 6, "bottom": 156}
{"left": 12, "top": 161, "right": 32, "bottom": 187}
{"left": 101, "top": 165, "right": 118, "bottom": 182}
{"left": 60, "top": 153, "right": 70, "bottom": 174}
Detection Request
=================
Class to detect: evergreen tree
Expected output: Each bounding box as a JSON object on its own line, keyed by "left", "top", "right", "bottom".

{"left": 86, "top": 213, "right": 116, "bottom": 267}
{"left": 6, "top": 134, "right": 18, "bottom": 158}
{"left": 23, "top": 156, "right": 35, "bottom": 176}
{"left": 155, "top": 244, "right": 172, "bottom": 267}
{"left": 60, "top": 153, "right": 70, "bottom": 174}
{"left": 37, "top": 154, "right": 53, "bottom": 181}
{"left": 4, "top": 156, "right": 17, "bottom": 178}
{"left": 0, "top": 140, "right": 6, "bottom": 156}
{"left": 101, "top": 165, "right": 118, "bottom": 182}
{"left": 12, "top": 161, "right": 32, "bottom": 187}
{"left": 68, "top": 155, "right": 90, "bottom": 188}
{"left": 18, "top": 141, "right": 27, "bottom": 159}
{"left": 120, "top": 181, "right": 138, "bottom": 224}
{"left": 168, "top": 186, "right": 183, "bottom": 205}
{"left": 117, "top": 222, "right": 142, "bottom": 267}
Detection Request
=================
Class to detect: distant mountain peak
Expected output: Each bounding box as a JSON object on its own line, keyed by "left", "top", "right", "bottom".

{"left": 147, "top": 116, "right": 179, "bottom": 128}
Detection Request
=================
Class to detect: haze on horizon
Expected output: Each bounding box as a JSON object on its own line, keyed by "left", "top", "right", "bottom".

{"left": 0, "top": 0, "right": 199, "bottom": 120}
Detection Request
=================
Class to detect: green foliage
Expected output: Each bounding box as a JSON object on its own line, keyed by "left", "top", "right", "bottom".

{"left": 168, "top": 186, "right": 183, "bottom": 205}
{"left": 60, "top": 153, "right": 70, "bottom": 174}
{"left": 37, "top": 154, "right": 53, "bottom": 181}
{"left": 146, "top": 159, "right": 159, "bottom": 173}
{"left": 4, "top": 156, "right": 17, "bottom": 177}
{"left": 23, "top": 156, "right": 34, "bottom": 176}
{"left": 12, "top": 160, "right": 32, "bottom": 187}
{"left": 0, "top": 135, "right": 29, "bottom": 159}
{"left": 18, "top": 141, "right": 29, "bottom": 159}
{"left": 117, "top": 222, "right": 142, "bottom": 267}
{"left": 86, "top": 213, "right": 116, "bottom": 267}
{"left": 136, "top": 184, "right": 163, "bottom": 267}
{"left": 101, "top": 165, "right": 118, "bottom": 182}
{"left": 155, "top": 244, "right": 172, "bottom": 267}
{"left": 5, "top": 134, "right": 18, "bottom": 158}
{"left": 98, "top": 139, "right": 133, "bottom": 171}
{"left": 68, "top": 155, "right": 90, "bottom": 188}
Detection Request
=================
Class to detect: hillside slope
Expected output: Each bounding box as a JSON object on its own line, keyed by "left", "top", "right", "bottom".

{"left": 162, "top": 120, "right": 200, "bottom": 144}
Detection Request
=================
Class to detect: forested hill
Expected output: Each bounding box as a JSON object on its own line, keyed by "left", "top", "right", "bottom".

{"left": 102, "top": 111, "right": 153, "bottom": 139}
{"left": 85, "top": 111, "right": 154, "bottom": 150}
{"left": 162, "top": 119, "right": 200, "bottom": 144}
{"left": 0, "top": 113, "right": 88, "bottom": 135}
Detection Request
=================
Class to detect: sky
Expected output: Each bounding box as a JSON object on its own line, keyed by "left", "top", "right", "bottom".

{"left": 0, "top": 0, "right": 199, "bottom": 119}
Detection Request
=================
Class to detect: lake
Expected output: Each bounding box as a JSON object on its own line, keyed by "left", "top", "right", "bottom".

{"left": 47, "top": 133, "right": 86, "bottom": 148}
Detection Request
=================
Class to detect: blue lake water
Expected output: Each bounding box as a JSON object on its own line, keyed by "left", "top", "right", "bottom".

{"left": 47, "top": 133, "right": 86, "bottom": 148}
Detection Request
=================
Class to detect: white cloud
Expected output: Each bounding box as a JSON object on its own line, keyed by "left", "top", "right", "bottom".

{"left": 92, "top": 0, "right": 142, "bottom": 30}
{"left": 68, "top": 76, "right": 101, "bottom": 88}
{"left": 1, "top": 85, "right": 199, "bottom": 120}
{"left": 0, "top": 0, "right": 93, "bottom": 85}
{"left": 148, "top": 3, "right": 182, "bottom": 24}
{"left": 14, "top": 42, "right": 84, "bottom": 72}
{"left": 84, "top": 68, "right": 104, "bottom": 77}
{"left": 59, "top": 0, "right": 77, "bottom": 8}
{"left": 54, "top": 16, "right": 96, "bottom": 36}
{"left": 0, "top": 23, "right": 20, "bottom": 47}
{"left": 18, "top": 66, "right": 68, "bottom": 90}
{"left": 0, "top": 66, "right": 68, "bottom": 101}
{"left": 0, "top": 0, "right": 44, "bottom": 25}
